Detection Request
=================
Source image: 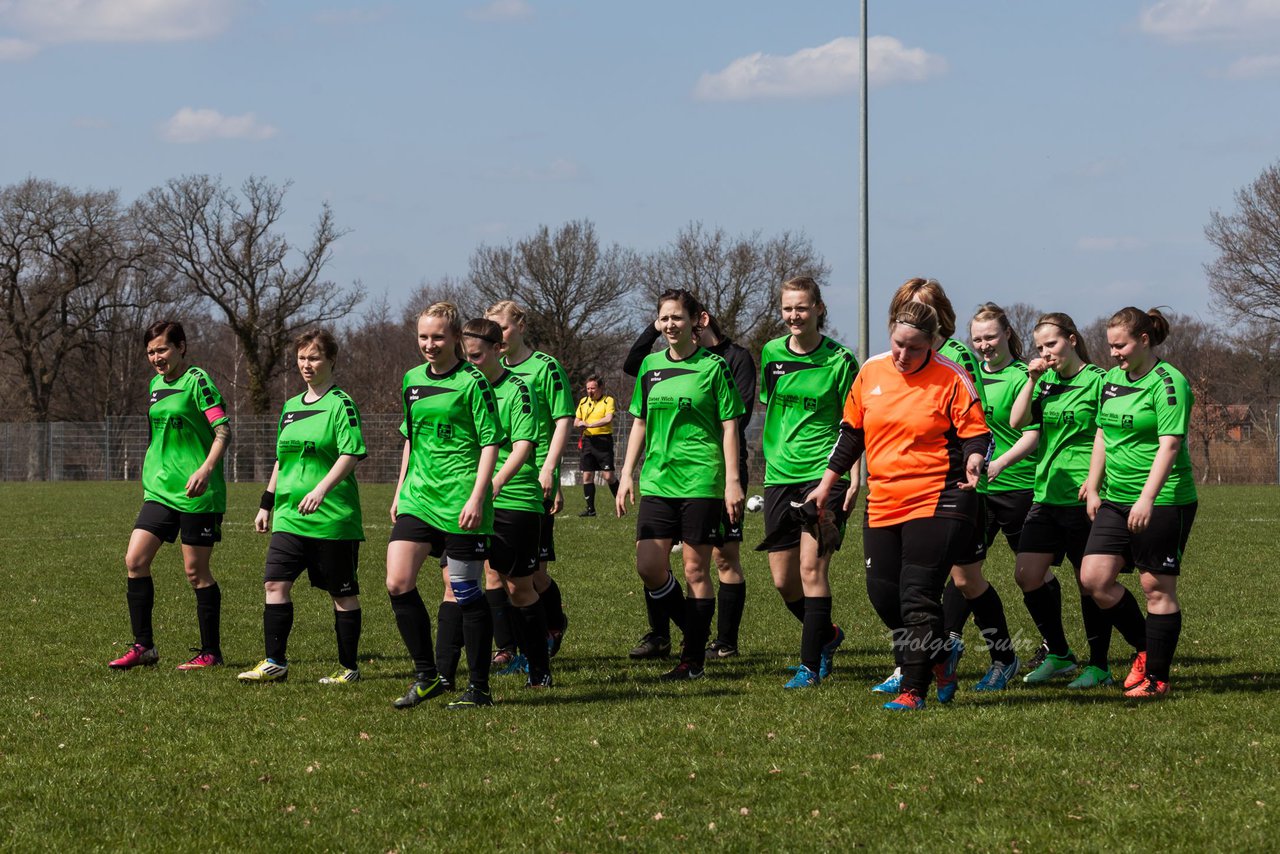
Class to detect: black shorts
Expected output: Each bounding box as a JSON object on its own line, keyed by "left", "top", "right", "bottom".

{"left": 953, "top": 490, "right": 1031, "bottom": 564}
{"left": 539, "top": 498, "right": 556, "bottom": 563}
{"left": 491, "top": 509, "right": 542, "bottom": 578}
{"left": 134, "top": 500, "right": 222, "bottom": 547}
{"left": 1018, "top": 502, "right": 1092, "bottom": 569}
{"left": 762, "top": 479, "right": 851, "bottom": 553}
{"left": 580, "top": 434, "right": 615, "bottom": 473}
{"left": 389, "top": 514, "right": 490, "bottom": 562}
{"left": 1083, "top": 500, "right": 1197, "bottom": 575}
{"left": 264, "top": 532, "right": 360, "bottom": 597}
{"left": 637, "top": 496, "right": 723, "bottom": 545}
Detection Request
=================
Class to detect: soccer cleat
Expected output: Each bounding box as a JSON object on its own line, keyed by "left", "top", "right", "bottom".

{"left": 447, "top": 684, "right": 494, "bottom": 708}
{"left": 1123, "top": 676, "right": 1169, "bottom": 699}
{"left": 393, "top": 675, "right": 447, "bottom": 708}
{"left": 578, "top": 508, "right": 596, "bottom": 517}
{"left": 629, "top": 632, "right": 671, "bottom": 659}
{"left": 177, "top": 649, "right": 222, "bottom": 670}
{"left": 871, "top": 667, "right": 903, "bottom": 694}
{"left": 1123, "top": 651, "right": 1148, "bottom": 690}
{"left": 883, "top": 689, "right": 926, "bottom": 711}
{"left": 818, "top": 624, "right": 845, "bottom": 679}
{"left": 934, "top": 636, "right": 964, "bottom": 703}
{"left": 108, "top": 643, "right": 159, "bottom": 670}
{"left": 974, "top": 657, "right": 1021, "bottom": 692}
{"left": 491, "top": 647, "right": 516, "bottom": 668}
{"left": 497, "top": 654, "right": 528, "bottom": 676}
{"left": 1026, "top": 641, "right": 1050, "bottom": 673}
{"left": 659, "top": 661, "right": 705, "bottom": 681}
{"left": 318, "top": 668, "right": 360, "bottom": 685}
{"left": 548, "top": 614, "right": 568, "bottom": 658}
{"left": 238, "top": 659, "right": 289, "bottom": 683}
{"left": 1022, "top": 651, "right": 1078, "bottom": 684}
{"left": 1067, "top": 665, "right": 1114, "bottom": 689}
{"left": 526, "top": 672, "right": 554, "bottom": 689}
{"left": 784, "top": 664, "right": 820, "bottom": 689}
{"left": 706, "top": 639, "right": 739, "bottom": 659}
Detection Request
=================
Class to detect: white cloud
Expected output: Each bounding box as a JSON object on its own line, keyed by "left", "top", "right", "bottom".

{"left": 1076, "top": 236, "right": 1148, "bottom": 252}
{"left": 0, "top": 0, "right": 233, "bottom": 59}
{"left": 1222, "top": 53, "right": 1280, "bottom": 76}
{"left": 694, "top": 35, "right": 946, "bottom": 102}
{"left": 1139, "top": 0, "right": 1280, "bottom": 42}
{"left": 0, "top": 36, "right": 36, "bottom": 60}
{"left": 467, "top": 0, "right": 532, "bottom": 23}
{"left": 160, "top": 107, "right": 277, "bottom": 143}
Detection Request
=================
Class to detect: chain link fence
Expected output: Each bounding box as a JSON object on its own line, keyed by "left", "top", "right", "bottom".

{"left": 1, "top": 413, "right": 1272, "bottom": 485}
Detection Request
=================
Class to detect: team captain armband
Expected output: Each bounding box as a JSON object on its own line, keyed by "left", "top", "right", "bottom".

{"left": 203, "top": 405, "right": 227, "bottom": 426}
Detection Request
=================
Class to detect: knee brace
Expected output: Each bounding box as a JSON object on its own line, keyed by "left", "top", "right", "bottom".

{"left": 447, "top": 558, "right": 486, "bottom": 604}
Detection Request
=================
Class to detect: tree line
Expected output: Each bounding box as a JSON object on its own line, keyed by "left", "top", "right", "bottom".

{"left": 3, "top": 164, "right": 1280, "bottom": 485}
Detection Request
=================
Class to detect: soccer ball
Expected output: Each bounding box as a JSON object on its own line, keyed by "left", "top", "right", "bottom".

{"left": 746, "top": 495, "right": 764, "bottom": 513}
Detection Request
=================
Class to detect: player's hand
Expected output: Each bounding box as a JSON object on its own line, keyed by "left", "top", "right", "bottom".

{"left": 987, "top": 457, "right": 1005, "bottom": 481}
{"left": 616, "top": 478, "right": 634, "bottom": 517}
{"left": 959, "top": 453, "right": 983, "bottom": 490}
{"left": 1027, "top": 357, "right": 1048, "bottom": 380}
{"left": 539, "top": 468, "right": 556, "bottom": 500}
{"left": 1083, "top": 486, "right": 1101, "bottom": 521}
{"left": 1128, "top": 496, "right": 1154, "bottom": 533}
{"left": 491, "top": 479, "right": 504, "bottom": 500}
{"left": 459, "top": 497, "right": 483, "bottom": 531}
{"left": 298, "top": 488, "right": 326, "bottom": 515}
{"left": 254, "top": 508, "right": 270, "bottom": 533}
{"left": 724, "top": 483, "right": 744, "bottom": 525}
{"left": 185, "top": 466, "right": 211, "bottom": 498}
{"left": 551, "top": 489, "right": 564, "bottom": 515}
{"left": 389, "top": 496, "right": 399, "bottom": 524}
{"left": 843, "top": 485, "right": 859, "bottom": 514}
{"left": 805, "top": 483, "right": 830, "bottom": 510}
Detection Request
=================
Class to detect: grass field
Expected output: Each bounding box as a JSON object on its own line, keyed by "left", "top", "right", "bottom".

{"left": 1, "top": 483, "right": 1276, "bottom": 851}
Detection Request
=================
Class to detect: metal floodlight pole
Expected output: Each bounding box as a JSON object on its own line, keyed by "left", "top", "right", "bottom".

{"left": 859, "top": 0, "right": 869, "bottom": 365}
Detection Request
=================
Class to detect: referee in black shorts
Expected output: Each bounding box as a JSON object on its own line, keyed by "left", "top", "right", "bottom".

{"left": 574, "top": 375, "right": 619, "bottom": 517}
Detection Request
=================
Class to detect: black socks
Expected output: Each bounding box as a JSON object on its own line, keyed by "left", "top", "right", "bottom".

{"left": 264, "top": 602, "right": 293, "bottom": 664}
{"left": 390, "top": 588, "right": 437, "bottom": 676}
{"left": 127, "top": 576, "right": 155, "bottom": 647}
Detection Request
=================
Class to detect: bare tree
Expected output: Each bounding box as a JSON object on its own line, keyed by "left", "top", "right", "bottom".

{"left": 135, "top": 175, "right": 363, "bottom": 415}
{"left": 1002, "top": 301, "right": 1041, "bottom": 349}
{"left": 469, "top": 220, "right": 639, "bottom": 387}
{"left": 403, "top": 275, "right": 485, "bottom": 323}
{"left": 1205, "top": 161, "right": 1280, "bottom": 328}
{"left": 643, "top": 222, "right": 830, "bottom": 356}
{"left": 0, "top": 178, "right": 141, "bottom": 422}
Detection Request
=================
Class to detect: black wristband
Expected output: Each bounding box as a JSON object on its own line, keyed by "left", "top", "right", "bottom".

{"left": 260, "top": 491, "right": 275, "bottom": 512}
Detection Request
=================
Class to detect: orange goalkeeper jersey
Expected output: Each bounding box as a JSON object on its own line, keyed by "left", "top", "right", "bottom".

{"left": 842, "top": 351, "right": 989, "bottom": 527}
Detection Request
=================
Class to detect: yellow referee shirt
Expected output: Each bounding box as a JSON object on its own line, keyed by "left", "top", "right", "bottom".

{"left": 576, "top": 395, "right": 615, "bottom": 437}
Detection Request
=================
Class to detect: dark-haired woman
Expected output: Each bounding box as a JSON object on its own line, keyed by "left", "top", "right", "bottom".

{"left": 1004, "top": 313, "right": 1111, "bottom": 687}
{"left": 1080, "top": 307, "right": 1196, "bottom": 698}
{"left": 387, "top": 303, "right": 504, "bottom": 709}
{"left": 616, "top": 289, "right": 745, "bottom": 680}
{"left": 809, "top": 299, "right": 990, "bottom": 711}
{"left": 622, "top": 305, "right": 756, "bottom": 661}
{"left": 759, "top": 276, "right": 859, "bottom": 688}
{"left": 239, "top": 329, "right": 367, "bottom": 685}
{"left": 109, "top": 321, "right": 229, "bottom": 671}
{"left": 462, "top": 317, "right": 554, "bottom": 687}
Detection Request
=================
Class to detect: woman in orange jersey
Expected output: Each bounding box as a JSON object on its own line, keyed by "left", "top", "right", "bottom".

{"left": 809, "top": 300, "right": 990, "bottom": 711}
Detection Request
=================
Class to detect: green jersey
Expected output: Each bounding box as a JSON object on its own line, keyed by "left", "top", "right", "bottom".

{"left": 143, "top": 366, "right": 228, "bottom": 513}
{"left": 504, "top": 350, "right": 573, "bottom": 472}
{"left": 397, "top": 361, "right": 505, "bottom": 534}
{"left": 272, "top": 387, "right": 366, "bottom": 541}
{"left": 630, "top": 347, "right": 745, "bottom": 499}
{"left": 491, "top": 370, "right": 544, "bottom": 514}
{"left": 979, "top": 360, "right": 1038, "bottom": 494}
{"left": 1097, "top": 361, "right": 1197, "bottom": 506}
{"left": 1027, "top": 364, "right": 1107, "bottom": 506}
{"left": 940, "top": 338, "right": 985, "bottom": 406}
{"left": 759, "top": 335, "right": 859, "bottom": 485}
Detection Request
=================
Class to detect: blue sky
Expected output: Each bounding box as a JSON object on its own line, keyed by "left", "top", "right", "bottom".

{"left": 4, "top": 0, "right": 1280, "bottom": 351}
